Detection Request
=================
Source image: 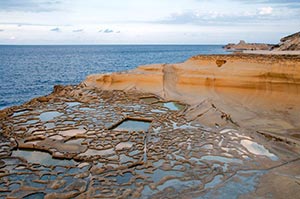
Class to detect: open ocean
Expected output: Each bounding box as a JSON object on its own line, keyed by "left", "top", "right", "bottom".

{"left": 0, "top": 45, "right": 228, "bottom": 110}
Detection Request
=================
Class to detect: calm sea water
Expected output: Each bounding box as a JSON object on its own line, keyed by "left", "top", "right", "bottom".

{"left": 0, "top": 45, "right": 227, "bottom": 109}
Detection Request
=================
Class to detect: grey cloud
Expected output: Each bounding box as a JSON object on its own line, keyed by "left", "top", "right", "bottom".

{"left": 0, "top": 29, "right": 4, "bottom": 32}
{"left": 73, "top": 29, "right": 83, "bottom": 32}
{"left": 99, "top": 29, "right": 119, "bottom": 33}
{"left": 0, "top": 0, "right": 61, "bottom": 12}
{"left": 233, "top": 0, "right": 300, "bottom": 8}
{"left": 50, "top": 27, "right": 60, "bottom": 32}
{"left": 240, "top": 0, "right": 300, "bottom": 4}
{"left": 0, "top": 22, "right": 70, "bottom": 27}
{"left": 103, "top": 29, "right": 114, "bottom": 33}
{"left": 155, "top": 10, "right": 299, "bottom": 26}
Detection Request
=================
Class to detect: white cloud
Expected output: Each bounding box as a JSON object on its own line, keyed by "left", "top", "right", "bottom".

{"left": 258, "top": 7, "right": 273, "bottom": 15}
{"left": 0, "top": 1, "right": 299, "bottom": 44}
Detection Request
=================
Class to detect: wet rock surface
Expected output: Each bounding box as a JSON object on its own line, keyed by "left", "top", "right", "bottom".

{"left": 0, "top": 84, "right": 299, "bottom": 199}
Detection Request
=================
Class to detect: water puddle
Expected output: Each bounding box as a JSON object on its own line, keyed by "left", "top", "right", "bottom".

{"left": 113, "top": 119, "right": 151, "bottom": 132}
{"left": 157, "top": 179, "right": 201, "bottom": 191}
{"left": 79, "top": 107, "right": 95, "bottom": 111}
{"left": 172, "top": 121, "right": 195, "bottom": 130}
{"left": 66, "top": 102, "right": 81, "bottom": 107}
{"left": 116, "top": 172, "right": 133, "bottom": 184}
{"left": 151, "top": 109, "right": 167, "bottom": 113}
{"left": 23, "top": 192, "right": 45, "bottom": 199}
{"left": 200, "top": 156, "right": 243, "bottom": 164}
{"left": 152, "top": 169, "right": 183, "bottom": 183}
{"left": 155, "top": 102, "right": 185, "bottom": 111}
{"left": 201, "top": 144, "right": 214, "bottom": 150}
{"left": 205, "top": 175, "right": 223, "bottom": 189}
{"left": 202, "top": 170, "right": 265, "bottom": 199}
{"left": 241, "top": 140, "right": 278, "bottom": 161}
{"left": 129, "top": 150, "right": 140, "bottom": 156}
{"left": 116, "top": 142, "right": 133, "bottom": 150}
{"left": 25, "top": 119, "right": 39, "bottom": 125}
{"left": 45, "top": 122, "right": 55, "bottom": 129}
{"left": 79, "top": 148, "right": 115, "bottom": 157}
{"left": 141, "top": 97, "right": 159, "bottom": 103}
{"left": 65, "top": 138, "right": 85, "bottom": 145}
{"left": 12, "top": 110, "right": 29, "bottom": 117}
{"left": 12, "top": 149, "right": 75, "bottom": 166}
{"left": 39, "top": 111, "right": 63, "bottom": 122}
{"left": 119, "top": 154, "right": 135, "bottom": 164}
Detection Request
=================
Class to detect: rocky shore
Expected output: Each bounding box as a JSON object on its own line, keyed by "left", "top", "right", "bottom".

{"left": 224, "top": 31, "right": 300, "bottom": 54}
{"left": 223, "top": 40, "right": 272, "bottom": 51}
{"left": 0, "top": 54, "right": 300, "bottom": 198}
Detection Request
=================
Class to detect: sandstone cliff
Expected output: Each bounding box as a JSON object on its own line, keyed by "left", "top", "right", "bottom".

{"left": 84, "top": 54, "right": 300, "bottom": 141}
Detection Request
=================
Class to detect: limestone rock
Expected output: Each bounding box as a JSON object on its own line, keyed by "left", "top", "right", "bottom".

{"left": 223, "top": 40, "right": 272, "bottom": 51}
{"left": 272, "top": 31, "right": 300, "bottom": 51}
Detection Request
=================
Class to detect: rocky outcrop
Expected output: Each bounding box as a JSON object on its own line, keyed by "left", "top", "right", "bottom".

{"left": 1, "top": 54, "right": 300, "bottom": 198}
{"left": 272, "top": 31, "right": 300, "bottom": 51}
{"left": 84, "top": 54, "right": 300, "bottom": 139}
{"left": 223, "top": 40, "right": 272, "bottom": 51}
{"left": 84, "top": 54, "right": 300, "bottom": 97}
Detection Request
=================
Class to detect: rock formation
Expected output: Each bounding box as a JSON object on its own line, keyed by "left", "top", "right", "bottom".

{"left": 223, "top": 40, "right": 272, "bottom": 51}
{"left": 1, "top": 54, "right": 300, "bottom": 198}
{"left": 84, "top": 54, "right": 300, "bottom": 138}
{"left": 272, "top": 31, "right": 300, "bottom": 51}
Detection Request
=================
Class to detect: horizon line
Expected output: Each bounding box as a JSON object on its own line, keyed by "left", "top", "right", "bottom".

{"left": 0, "top": 43, "right": 226, "bottom": 46}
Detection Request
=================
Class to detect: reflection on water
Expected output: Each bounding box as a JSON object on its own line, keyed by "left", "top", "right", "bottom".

{"left": 12, "top": 149, "right": 75, "bottom": 166}
{"left": 66, "top": 102, "right": 81, "bottom": 107}
{"left": 23, "top": 192, "right": 45, "bottom": 199}
{"left": 113, "top": 120, "right": 151, "bottom": 132}
{"left": 241, "top": 139, "right": 278, "bottom": 161}
{"left": 12, "top": 110, "right": 29, "bottom": 117}
{"left": 39, "top": 111, "right": 63, "bottom": 122}
{"left": 116, "top": 172, "right": 133, "bottom": 184}
{"left": 155, "top": 102, "right": 185, "bottom": 111}
{"left": 205, "top": 175, "right": 223, "bottom": 189}
{"left": 141, "top": 97, "right": 159, "bottom": 103}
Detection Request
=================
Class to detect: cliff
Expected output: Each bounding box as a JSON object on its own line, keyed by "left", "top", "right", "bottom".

{"left": 272, "top": 31, "right": 300, "bottom": 51}
{"left": 84, "top": 54, "right": 300, "bottom": 140}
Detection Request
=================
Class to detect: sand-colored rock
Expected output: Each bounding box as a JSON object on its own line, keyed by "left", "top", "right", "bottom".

{"left": 84, "top": 54, "right": 300, "bottom": 140}
{"left": 1, "top": 53, "right": 300, "bottom": 198}
{"left": 272, "top": 31, "right": 300, "bottom": 51}
{"left": 223, "top": 40, "right": 272, "bottom": 51}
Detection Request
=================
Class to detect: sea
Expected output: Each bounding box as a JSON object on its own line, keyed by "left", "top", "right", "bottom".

{"left": 0, "top": 45, "right": 228, "bottom": 110}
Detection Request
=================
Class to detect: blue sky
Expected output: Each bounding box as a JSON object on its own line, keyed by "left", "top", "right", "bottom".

{"left": 0, "top": 0, "right": 299, "bottom": 44}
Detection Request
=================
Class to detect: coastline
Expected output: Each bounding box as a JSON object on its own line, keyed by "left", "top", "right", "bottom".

{"left": 1, "top": 53, "right": 300, "bottom": 198}
{"left": 241, "top": 50, "right": 300, "bottom": 55}
{"left": 84, "top": 53, "right": 300, "bottom": 140}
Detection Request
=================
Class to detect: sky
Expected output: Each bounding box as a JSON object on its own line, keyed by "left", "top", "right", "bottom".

{"left": 0, "top": 0, "right": 299, "bottom": 44}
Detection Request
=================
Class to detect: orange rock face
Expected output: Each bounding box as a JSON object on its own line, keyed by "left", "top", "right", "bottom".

{"left": 1, "top": 54, "right": 300, "bottom": 198}
{"left": 84, "top": 54, "right": 300, "bottom": 139}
